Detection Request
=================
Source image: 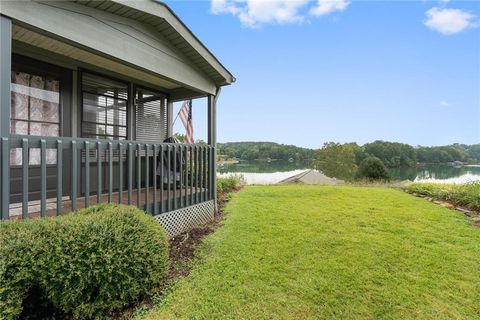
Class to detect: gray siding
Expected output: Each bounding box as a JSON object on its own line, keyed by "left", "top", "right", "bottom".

{"left": 0, "top": 0, "right": 218, "bottom": 94}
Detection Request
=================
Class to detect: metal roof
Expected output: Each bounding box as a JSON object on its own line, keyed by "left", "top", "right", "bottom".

{"left": 74, "top": 0, "right": 235, "bottom": 87}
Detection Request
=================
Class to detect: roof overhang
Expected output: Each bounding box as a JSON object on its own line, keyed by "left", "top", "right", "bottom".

{"left": 1, "top": 0, "right": 235, "bottom": 97}
{"left": 106, "top": 0, "right": 236, "bottom": 87}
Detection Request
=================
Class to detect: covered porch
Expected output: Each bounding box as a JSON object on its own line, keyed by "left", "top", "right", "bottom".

{"left": 0, "top": 0, "right": 234, "bottom": 236}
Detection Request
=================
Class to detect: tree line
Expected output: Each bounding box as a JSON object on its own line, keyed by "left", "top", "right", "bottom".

{"left": 217, "top": 142, "right": 315, "bottom": 161}
{"left": 314, "top": 141, "right": 480, "bottom": 181}
{"left": 324, "top": 141, "right": 479, "bottom": 167}
{"left": 216, "top": 140, "right": 480, "bottom": 165}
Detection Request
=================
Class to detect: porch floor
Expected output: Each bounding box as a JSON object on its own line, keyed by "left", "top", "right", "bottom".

{"left": 9, "top": 187, "right": 207, "bottom": 218}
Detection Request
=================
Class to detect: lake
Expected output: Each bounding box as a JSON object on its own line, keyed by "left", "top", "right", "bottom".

{"left": 217, "top": 160, "right": 480, "bottom": 185}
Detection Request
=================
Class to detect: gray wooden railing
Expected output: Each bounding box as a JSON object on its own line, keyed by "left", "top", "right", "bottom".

{"left": 0, "top": 135, "right": 214, "bottom": 220}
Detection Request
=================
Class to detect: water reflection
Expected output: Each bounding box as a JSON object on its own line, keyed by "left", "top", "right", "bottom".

{"left": 412, "top": 165, "right": 480, "bottom": 184}
{"left": 218, "top": 160, "right": 311, "bottom": 174}
{"left": 217, "top": 160, "right": 311, "bottom": 184}
{"left": 218, "top": 160, "right": 480, "bottom": 185}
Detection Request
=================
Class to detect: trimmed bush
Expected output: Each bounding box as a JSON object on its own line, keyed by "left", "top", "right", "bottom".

{"left": 0, "top": 204, "right": 169, "bottom": 319}
{"left": 355, "top": 156, "right": 391, "bottom": 181}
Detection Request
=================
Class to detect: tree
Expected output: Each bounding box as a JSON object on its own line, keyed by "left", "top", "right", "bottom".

{"left": 416, "top": 144, "right": 474, "bottom": 163}
{"left": 345, "top": 142, "right": 367, "bottom": 165}
{"left": 364, "top": 140, "right": 416, "bottom": 167}
{"left": 314, "top": 142, "right": 357, "bottom": 180}
{"left": 468, "top": 144, "right": 480, "bottom": 162}
{"left": 195, "top": 139, "right": 207, "bottom": 145}
{"left": 355, "top": 156, "right": 391, "bottom": 181}
{"left": 173, "top": 133, "right": 186, "bottom": 143}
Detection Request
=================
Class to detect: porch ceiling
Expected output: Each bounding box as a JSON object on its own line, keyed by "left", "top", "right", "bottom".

{"left": 12, "top": 24, "right": 180, "bottom": 91}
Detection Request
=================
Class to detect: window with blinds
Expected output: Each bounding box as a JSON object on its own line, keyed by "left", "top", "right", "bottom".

{"left": 135, "top": 88, "right": 167, "bottom": 142}
{"left": 81, "top": 72, "right": 128, "bottom": 140}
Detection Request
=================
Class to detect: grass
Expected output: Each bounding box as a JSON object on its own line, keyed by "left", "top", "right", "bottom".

{"left": 406, "top": 182, "right": 480, "bottom": 211}
{"left": 142, "top": 185, "right": 480, "bottom": 320}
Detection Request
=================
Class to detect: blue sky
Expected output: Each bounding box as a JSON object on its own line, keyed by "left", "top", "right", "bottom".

{"left": 169, "top": 0, "right": 480, "bottom": 149}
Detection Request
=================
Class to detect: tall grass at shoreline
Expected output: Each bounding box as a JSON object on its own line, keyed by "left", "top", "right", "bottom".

{"left": 217, "top": 175, "right": 245, "bottom": 197}
{"left": 405, "top": 182, "right": 480, "bottom": 211}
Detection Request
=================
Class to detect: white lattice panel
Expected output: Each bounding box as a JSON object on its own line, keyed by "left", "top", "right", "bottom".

{"left": 154, "top": 201, "right": 215, "bottom": 237}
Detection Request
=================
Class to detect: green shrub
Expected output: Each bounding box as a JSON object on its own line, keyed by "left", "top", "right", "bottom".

{"left": 355, "top": 156, "right": 391, "bottom": 181}
{"left": 217, "top": 175, "right": 245, "bottom": 197}
{"left": 405, "top": 182, "right": 480, "bottom": 211}
{"left": 0, "top": 204, "right": 169, "bottom": 319}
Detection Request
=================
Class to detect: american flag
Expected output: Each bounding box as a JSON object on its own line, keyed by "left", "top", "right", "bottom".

{"left": 179, "top": 100, "right": 194, "bottom": 144}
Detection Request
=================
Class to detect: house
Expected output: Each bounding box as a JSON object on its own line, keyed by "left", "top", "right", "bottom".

{"left": 0, "top": 0, "right": 235, "bottom": 237}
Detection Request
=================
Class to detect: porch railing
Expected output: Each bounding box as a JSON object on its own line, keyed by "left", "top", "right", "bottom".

{"left": 0, "top": 135, "right": 214, "bottom": 220}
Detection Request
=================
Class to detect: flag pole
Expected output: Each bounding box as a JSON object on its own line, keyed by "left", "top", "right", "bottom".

{"left": 171, "top": 99, "right": 192, "bottom": 128}
{"left": 172, "top": 111, "right": 180, "bottom": 128}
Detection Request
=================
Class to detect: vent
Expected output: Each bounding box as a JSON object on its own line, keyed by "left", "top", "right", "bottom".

{"left": 136, "top": 88, "right": 167, "bottom": 142}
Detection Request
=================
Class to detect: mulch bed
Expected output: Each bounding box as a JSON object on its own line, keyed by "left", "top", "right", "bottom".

{"left": 167, "top": 191, "right": 231, "bottom": 279}
{"left": 167, "top": 217, "right": 220, "bottom": 280}
{"left": 114, "top": 191, "right": 236, "bottom": 319}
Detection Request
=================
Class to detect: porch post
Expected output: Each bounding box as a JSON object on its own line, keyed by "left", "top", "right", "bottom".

{"left": 166, "top": 100, "right": 173, "bottom": 137}
{"left": 0, "top": 15, "right": 12, "bottom": 218}
{"left": 0, "top": 15, "right": 11, "bottom": 138}
{"left": 208, "top": 88, "right": 220, "bottom": 207}
{"left": 128, "top": 83, "right": 135, "bottom": 140}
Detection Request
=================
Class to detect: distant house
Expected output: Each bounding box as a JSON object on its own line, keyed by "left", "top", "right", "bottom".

{"left": 0, "top": 0, "right": 235, "bottom": 236}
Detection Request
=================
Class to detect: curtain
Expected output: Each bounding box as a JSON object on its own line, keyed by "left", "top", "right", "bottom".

{"left": 10, "top": 71, "right": 60, "bottom": 165}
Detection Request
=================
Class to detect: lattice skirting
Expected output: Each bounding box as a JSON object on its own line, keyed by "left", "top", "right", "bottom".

{"left": 153, "top": 200, "right": 215, "bottom": 237}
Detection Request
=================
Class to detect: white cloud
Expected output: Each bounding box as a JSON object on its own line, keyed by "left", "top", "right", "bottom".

{"left": 424, "top": 7, "right": 478, "bottom": 35}
{"left": 439, "top": 100, "right": 450, "bottom": 107}
{"left": 210, "top": 0, "right": 349, "bottom": 27}
{"left": 310, "top": 0, "right": 350, "bottom": 17}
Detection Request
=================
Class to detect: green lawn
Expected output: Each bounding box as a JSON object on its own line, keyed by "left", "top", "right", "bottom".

{"left": 143, "top": 185, "right": 480, "bottom": 320}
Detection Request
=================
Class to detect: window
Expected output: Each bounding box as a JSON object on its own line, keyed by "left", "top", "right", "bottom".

{"left": 10, "top": 71, "right": 61, "bottom": 165}
{"left": 81, "top": 72, "right": 128, "bottom": 140}
{"left": 135, "top": 88, "right": 167, "bottom": 142}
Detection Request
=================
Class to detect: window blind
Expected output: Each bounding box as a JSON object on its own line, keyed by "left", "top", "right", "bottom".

{"left": 135, "top": 88, "right": 167, "bottom": 142}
